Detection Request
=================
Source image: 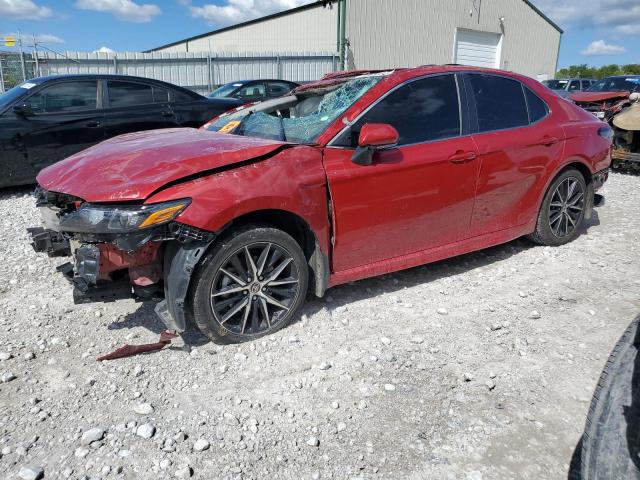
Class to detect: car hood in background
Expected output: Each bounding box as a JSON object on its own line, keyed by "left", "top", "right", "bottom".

{"left": 570, "top": 91, "right": 630, "bottom": 103}
{"left": 37, "top": 128, "right": 288, "bottom": 202}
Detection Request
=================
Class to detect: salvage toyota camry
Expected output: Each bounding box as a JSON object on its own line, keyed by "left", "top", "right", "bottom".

{"left": 29, "top": 66, "right": 611, "bottom": 344}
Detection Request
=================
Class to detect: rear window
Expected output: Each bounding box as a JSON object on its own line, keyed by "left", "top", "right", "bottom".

{"left": 467, "top": 74, "right": 529, "bottom": 132}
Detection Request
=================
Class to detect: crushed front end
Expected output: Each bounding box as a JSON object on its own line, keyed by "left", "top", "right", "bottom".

{"left": 28, "top": 188, "right": 214, "bottom": 331}
{"left": 574, "top": 93, "right": 640, "bottom": 170}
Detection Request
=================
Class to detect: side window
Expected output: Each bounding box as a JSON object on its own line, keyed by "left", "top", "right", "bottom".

{"left": 338, "top": 74, "right": 460, "bottom": 147}
{"left": 267, "top": 81, "right": 293, "bottom": 97}
{"left": 236, "top": 83, "right": 266, "bottom": 98}
{"left": 524, "top": 87, "right": 549, "bottom": 124}
{"left": 581, "top": 80, "right": 591, "bottom": 90}
{"left": 24, "top": 81, "right": 97, "bottom": 113}
{"left": 467, "top": 74, "right": 529, "bottom": 132}
{"left": 153, "top": 87, "right": 169, "bottom": 103}
{"left": 568, "top": 80, "right": 581, "bottom": 91}
{"left": 171, "top": 90, "right": 193, "bottom": 103}
{"left": 107, "top": 81, "right": 154, "bottom": 107}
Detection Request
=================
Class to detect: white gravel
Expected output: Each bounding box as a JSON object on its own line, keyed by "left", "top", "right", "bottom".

{"left": 0, "top": 173, "right": 639, "bottom": 479}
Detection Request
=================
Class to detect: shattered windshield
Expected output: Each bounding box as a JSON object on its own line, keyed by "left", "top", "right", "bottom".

{"left": 206, "top": 75, "right": 384, "bottom": 144}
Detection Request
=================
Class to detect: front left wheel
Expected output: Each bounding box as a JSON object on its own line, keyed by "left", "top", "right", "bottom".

{"left": 191, "top": 225, "right": 308, "bottom": 344}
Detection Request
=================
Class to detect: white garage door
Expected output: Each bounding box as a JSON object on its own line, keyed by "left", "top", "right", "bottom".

{"left": 454, "top": 29, "right": 502, "bottom": 68}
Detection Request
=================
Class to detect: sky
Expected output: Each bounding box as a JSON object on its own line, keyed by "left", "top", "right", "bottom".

{"left": 0, "top": 0, "right": 638, "bottom": 68}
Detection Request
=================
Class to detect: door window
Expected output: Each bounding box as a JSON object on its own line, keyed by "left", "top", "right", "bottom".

{"left": 153, "top": 87, "right": 170, "bottom": 103}
{"left": 107, "top": 81, "right": 154, "bottom": 107}
{"left": 267, "top": 81, "right": 293, "bottom": 97}
{"left": 24, "top": 81, "right": 98, "bottom": 113}
{"left": 236, "top": 83, "right": 266, "bottom": 99}
{"left": 336, "top": 74, "right": 461, "bottom": 147}
{"left": 467, "top": 74, "right": 529, "bottom": 132}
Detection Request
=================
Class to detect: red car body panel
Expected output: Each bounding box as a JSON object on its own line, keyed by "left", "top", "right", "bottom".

{"left": 36, "top": 66, "right": 611, "bottom": 292}
{"left": 146, "top": 146, "right": 332, "bottom": 258}
{"left": 570, "top": 91, "right": 630, "bottom": 103}
{"left": 37, "top": 128, "right": 288, "bottom": 202}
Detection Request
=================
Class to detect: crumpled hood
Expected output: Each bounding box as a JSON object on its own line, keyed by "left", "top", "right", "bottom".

{"left": 570, "top": 91, "right": 630, "bottom": 103}
{"left": 37, "top": 128, "right": 288, "bottom": 202}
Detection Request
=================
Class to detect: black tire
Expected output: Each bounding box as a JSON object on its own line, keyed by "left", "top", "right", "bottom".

{"left": 191, "top": 225, "right": 308, "bottom": 344}
{"left": 581, "top": 315, "right": 640, "bottom": 480}
{"left": 528, "top": 168, "right": 587, "bottom": 246}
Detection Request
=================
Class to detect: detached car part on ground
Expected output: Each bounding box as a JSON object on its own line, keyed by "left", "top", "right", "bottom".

{"left": 29, "top": 66, "right": 611, "bottom": 344}
{"left": 570, "top": 76, "right": 640, "bottom": 171}
{"left": 580, "top": 314, "right": 640, "bottom": 480}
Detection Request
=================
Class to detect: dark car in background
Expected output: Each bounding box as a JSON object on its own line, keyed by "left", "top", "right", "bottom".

{"left": 208, "top": 79, "right": 299, "bottom": 102}
{"left": 543, "top": 78, "right": 595, "bottom": 97}
{"left": 0, "top": 74, "right": 242, "bottom": 188}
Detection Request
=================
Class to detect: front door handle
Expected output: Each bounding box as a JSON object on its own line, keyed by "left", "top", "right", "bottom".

{"left": 448, "top": 150, "right": 477, "bottom": 164}
{"left": 85, "top": 120, "right": 101, "bottom": 128}
{"left": 161, "top": 110, "right": 175, "bottom": 117}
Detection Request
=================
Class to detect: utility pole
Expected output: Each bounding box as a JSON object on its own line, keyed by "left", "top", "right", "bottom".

{"left": 18, "top": 30, "right": 26, "bottom": 81}
{"left": 0, "top": 58, "right": 5, "bottom": 94}
{"left": 32, "top": 33, "right": 39, "bottom": 77}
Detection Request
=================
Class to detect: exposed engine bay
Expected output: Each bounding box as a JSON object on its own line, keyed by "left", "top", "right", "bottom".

{"left": 574, "top": 92, "right": 640, "bottom": 170}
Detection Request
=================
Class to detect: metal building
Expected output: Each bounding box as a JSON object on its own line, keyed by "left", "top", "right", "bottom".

{"left": 149, "top": 0, "right": 562, "bottom": 80}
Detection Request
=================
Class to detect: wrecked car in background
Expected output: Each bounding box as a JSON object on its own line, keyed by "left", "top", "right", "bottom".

{"left": 571, "top": 75, "right": 640, "bottom": 170}
{"left": 29, "top": 66, "right": 610, "bottom": 344}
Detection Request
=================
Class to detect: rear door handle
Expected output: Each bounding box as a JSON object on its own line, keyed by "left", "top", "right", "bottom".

{"left": 535, "top": 136, "right": 559, "bottom": 146}
{"left": 161, "top": 110, "right": 175, "bottom": 117}
{"left": 85, "top": 120, "right": 101, "bottom": 128}
{"left": 448, "top": 151, "right": 477, "bottom": 164}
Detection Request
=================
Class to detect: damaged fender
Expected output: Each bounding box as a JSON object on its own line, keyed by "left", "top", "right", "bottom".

{"left": 155, "top": 240, "right": 213, "bottom": 332}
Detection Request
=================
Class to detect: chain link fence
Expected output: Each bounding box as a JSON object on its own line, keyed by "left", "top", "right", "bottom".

{"left": 0, "top": 50, "right": 36, "bottom": 93}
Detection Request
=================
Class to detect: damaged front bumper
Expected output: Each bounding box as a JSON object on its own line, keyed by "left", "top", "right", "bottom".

{"left": 28, "top": 190, "right": 215, "bottom": 332}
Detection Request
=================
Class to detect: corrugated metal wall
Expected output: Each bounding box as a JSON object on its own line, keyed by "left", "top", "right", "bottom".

{"left": 345, "top": 0, "right": 561, "bottom": 79}
{"left": 177, "top": 6, "right": 338, "bottom": 54}
{"left": 35, "top": 51, "right": 338, "bottom": 95}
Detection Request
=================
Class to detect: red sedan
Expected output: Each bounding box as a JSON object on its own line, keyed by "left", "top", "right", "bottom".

{"left": 30, "top": 66, "right": 611, "bottom": 344}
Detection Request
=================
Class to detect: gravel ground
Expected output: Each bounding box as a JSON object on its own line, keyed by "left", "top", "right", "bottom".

{"left": 0, "top": 172, "right": 639, "bottom": 480}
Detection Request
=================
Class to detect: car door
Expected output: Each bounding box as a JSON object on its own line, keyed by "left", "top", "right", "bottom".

{"left": 464, "top": 73, "right": 564, "bottom": 236}
{"left": 17, "top": 79, "right": 105, "bottom": 179}
{"left": 102, "top": 80, "right": 179, "bottom": 138}
{"left": 323, "top": 73, "right": 479, "bottom": 273}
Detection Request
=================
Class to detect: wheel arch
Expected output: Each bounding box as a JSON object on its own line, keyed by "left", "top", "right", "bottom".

{"left": 216, "top": 209, "right": 330, "bottom": 298}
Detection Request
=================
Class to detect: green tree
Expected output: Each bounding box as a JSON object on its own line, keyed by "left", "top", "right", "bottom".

{"left": 556, "top": 64, "right": 640, "bottom": 79}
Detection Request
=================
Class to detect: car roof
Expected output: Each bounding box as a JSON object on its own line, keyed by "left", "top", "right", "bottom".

{"left": 27, "top": 74, "right": 201, "bottom": 97}
{"left": 221, "top": 79, "right": 299, "bottom": 85}
{"left": 297, "top": 65, "right": 533, "bottom": 93}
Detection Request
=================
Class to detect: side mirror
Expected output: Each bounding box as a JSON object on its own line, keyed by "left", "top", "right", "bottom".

{"left": 351, "top": 123, "right": 399, "bottom": 166}
{"left": 13, "top": 104, "right": 34, "bottom": 117}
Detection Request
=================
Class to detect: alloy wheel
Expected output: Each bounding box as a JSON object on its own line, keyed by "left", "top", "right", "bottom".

{"left": 209, "top": 242, "right": 301, "bottom": 336}
{"left": 548, "top": 176, "right": 585, "bottom": 238}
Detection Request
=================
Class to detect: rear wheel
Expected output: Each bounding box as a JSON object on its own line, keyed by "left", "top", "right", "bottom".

{"left": 191, "top": 226, "right": 308, "bottom": 344}
{"left": 528, "top": 168, "right": 587, "bottom": 246}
